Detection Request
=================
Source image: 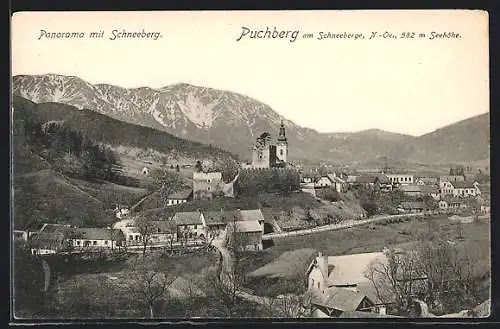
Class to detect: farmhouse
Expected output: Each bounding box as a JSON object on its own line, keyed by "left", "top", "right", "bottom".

{"left": 238, "top": 209, "right": 265, "bottom": 232}
{"left": 306, "top": 251, "right": 389, "bottom": 317}
{"left": 315, "top": 173, "right": 348, "bottom": 192}
{"left": 420, "top": 185, "right": 441, "bottom": 200}
{"left": 69, "top": 228, "right": 125, "bottom": 249}
{"left": 353, "top": 174, "right": 392, "bottom": 191}
{"left": 315, "top": 176, "right": 333, "bottom": 188}
{"left": 386, "top": 174, "right": 414, "bottom": 186}
{"left": 29, "top": 231, "right": 66, "bottom": 255}
{"left": 166, "top": 188, "right": 193, "bottom": 206}
{"left": 398, "top": 201, "right": 426, "bottom": 213}
{"left": 121, "top": 223, "right": 142, "bottom": 245}
{"left": 149, "top": 220, "right": 177, "bottom": 244}
{"left": 307, "top": 250, "right": 428, "bottom": 317}
{"left": 439, "top": 198, "right": 468, "bottom": 212}
{"left": 203, "top": 209, "right": 238, "bottom": 239}
{"left": 227, "top": 219, "right": 263, "bottom": 251}
{"left": 173, "top": 211, "right": 206, "bottom": 240}
{"left": 114, "top": 206, "right": 130, "bottom": 219}
{"left": 399, "top": 185, "right": 423, "bottom": 197}
{"left": 193, "top": 172, "right": 223, "bottom": 200}
{"left": 451, "top": 181, "right": 480, "bottom": 198}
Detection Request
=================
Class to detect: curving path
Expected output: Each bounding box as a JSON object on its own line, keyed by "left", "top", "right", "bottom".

{"left": 211, "top": 232, "right": 274, "bottom": 306}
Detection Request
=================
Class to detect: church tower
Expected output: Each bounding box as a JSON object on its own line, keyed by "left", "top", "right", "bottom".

{"left": 276, "top": 120, "right": 288, "bottom": 163}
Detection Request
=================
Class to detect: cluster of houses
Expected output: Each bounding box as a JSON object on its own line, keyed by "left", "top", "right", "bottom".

{"left": 305, "top": 248, "right": 490, "bottom": 318}
{"left": 306, "top": 250, "right": 396, "bottom": 317}
{"left": 16, "top": 208, "right": 267, "bottom": 256}
{"left": 301, "top": 171, "right": 490, "bottom": 214}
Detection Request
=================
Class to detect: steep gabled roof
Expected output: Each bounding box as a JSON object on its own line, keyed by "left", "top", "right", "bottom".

{"left": 451, "top": 181, "right": 477, "bottom": 189}
{"left": 231, "top": 220, "right": 261, "bottom": 233}
{"left": 203, "top": 210, "right": 238, "bottom": 225}
{"left": 72, "top": 228, "right": 124, "bottom": 241}
{"left": 173, "top": 211, "right": 203, "bottom": 225}
{"left": 167, "top": 189, "right": 193, "bottom": 200}
{"left": 399, "top": 185, "right": 422, "bottom": 193}
{"left": 326, "top": 252, "right": 387, "bottom": 286}
{"left": 238, "top": 209, "right": 265, "bottom": 223}
{"left": 319, "top": 287, "right": 375, "bottom": 312}
{"left": 151, "top": 220, "right": 177, "bottom": 233}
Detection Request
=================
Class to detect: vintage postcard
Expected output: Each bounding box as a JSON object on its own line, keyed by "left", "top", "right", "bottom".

{"left": 10, "top": 10, "right": 490, "bottom": 321}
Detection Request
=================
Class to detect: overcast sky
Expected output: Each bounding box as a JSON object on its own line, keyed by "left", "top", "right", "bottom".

{"left": 12, "top": 10, "right": 489, "bottom": 136}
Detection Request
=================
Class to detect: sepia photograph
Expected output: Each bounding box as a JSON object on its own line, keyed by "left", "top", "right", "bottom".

{"left": 10, "top": 10, "right": 490, "bottom": 321}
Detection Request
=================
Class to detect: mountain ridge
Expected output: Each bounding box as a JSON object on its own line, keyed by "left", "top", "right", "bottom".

{"left": 13, "top": 74, "right": 490, "bottom": 164}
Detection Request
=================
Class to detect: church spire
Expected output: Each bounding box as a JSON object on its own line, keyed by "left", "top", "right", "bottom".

{"left": 278, "top": 120, "right": 287, "bottom": 142}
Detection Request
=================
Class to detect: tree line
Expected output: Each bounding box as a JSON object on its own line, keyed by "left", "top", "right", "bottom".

{"left": 21, "top": 118, "right": 120, "bottom": 181}
{"left": 235, "top": 169, "right": 301, "bottom": 196}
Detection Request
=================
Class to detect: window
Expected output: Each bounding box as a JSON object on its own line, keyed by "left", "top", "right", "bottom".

{"left": 280, "top": 149, "right": 283, "bottom": 156}
{"left": 93, "top": 241, "right": 97, "bottom": 245}
{"left": 318, "top": 282, "right": 321, "bottom": 289}
{"left": 194, "top": 225, "right": 197, "bottom": 229}
{"left": 158, "top": 227, "right": 161, "bottom": 233}
{"left": 208, "top": 179, "right": 211, "bottom": 183}
{"left": 105, "top": 240, "right": 108, "bottom": 245}
{"left": 311, "top": 278, "right": 315, "bottom": 287}
{"left": 129, "top": 235, "right": 133, "bottom": 241}
{"left": 207, "top": 186, "right": 211, "bottom": 191}
{"left": 76, "top": 241, "right": 80, "bottom": 245}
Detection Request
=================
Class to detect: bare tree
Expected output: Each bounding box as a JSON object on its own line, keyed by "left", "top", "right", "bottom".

{"left": 366, "top": 241, "right": 482, "bottom": 316}
{"left": 265, "top": 291, "right": 314, "bottom": 318}
{"left": 152, "top": 170, "right": 184, "bottom": 209}
{"left": 127, "top": 257, "right": 177, "bottom": 319}
{"left": 135, "top": 216, "right": 156, "bottom": 256}
{"left": 364, "top": 249, "right": 428, "bottom": 315}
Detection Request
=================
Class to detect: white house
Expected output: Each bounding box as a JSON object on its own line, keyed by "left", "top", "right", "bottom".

{"left": 173, "top": 211, "right": 207, "bottom": 240}
{"left": 166, "top": 189, "right": 193, "bottom": 206}
{"left": 227, "top": 219, "right": 263, "bottom": 252}
{"left": 315, "top": 176, "right": 333, "bottom": 188}
{"left": 386, "top": 174, "right": 414, "bottom": 186}
{"left": 306, "top": 251, "right": 389, "bottom": 318}
{"left": 439, "top": 180, "right": 455, "bottom": 196}
{"left": 399, "top": 185, "right": 423, "bottom": 197}
{"left": 69, "top": 228, "right": 125, "bottom": 249}
{"left": 114, "top": 206, "right": 130, "bottom": 219}
{"left": 451, "top": 181, "right": 481, "bottom": 198}
{"left": 238, "top": 209, "right": 265, "bottom": 233}
{"left": 314, "top": 173, "right": 348, "bottom": 192}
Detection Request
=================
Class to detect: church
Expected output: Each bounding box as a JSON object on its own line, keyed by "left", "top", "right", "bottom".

{"left": 251, "top": 121, "right": 289, "bottom": 168}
